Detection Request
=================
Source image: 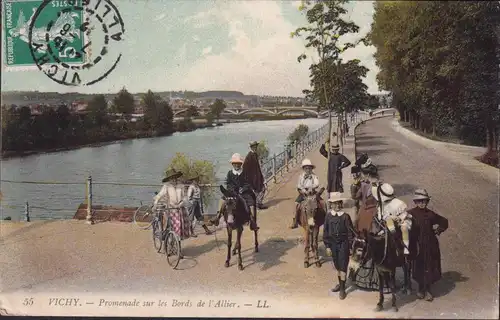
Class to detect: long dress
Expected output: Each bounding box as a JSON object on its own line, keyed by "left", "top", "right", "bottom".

{"left": 319, "top": 144, "right": 351, "bottom": 193}
{"left": 153, "top": 183, "right": 191, "bottom": 239}
{"left": 408, "top": 207, "right": 449, "bottom": 288}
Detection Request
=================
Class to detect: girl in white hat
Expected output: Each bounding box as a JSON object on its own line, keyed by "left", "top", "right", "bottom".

{"left": 323, "top": 192, "right": 355, "bottom": 300}
{"left": 210, "top": 153, "right": 258, "bottom": 231}
{"left": 290, "top": 158, "right": 320, "bottom": 229}
{"left": 372, "top": 183, "right": 413, "bottom": 255}
{"left": 407, "top": 189, "right": 448, "bottom": 301}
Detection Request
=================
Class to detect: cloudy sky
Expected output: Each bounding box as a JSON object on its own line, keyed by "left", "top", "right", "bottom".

{"left": 2, "top": 0, "right": 379, "bottom": 96}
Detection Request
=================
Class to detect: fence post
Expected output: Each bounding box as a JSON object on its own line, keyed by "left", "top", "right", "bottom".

{"left": 294, "top": 141, "right": 298, "bottom": 165}
{"left": 86, "top": 175, "right": 94, "bottom": 225}
{"left": 285, "top": 146, "right": 289, "bottom": 172}
{"left": 24, "top": 201, "right": 30, "bottom": 222}
{"left": 272, "top": 154, "right": 277, "bottom": 183}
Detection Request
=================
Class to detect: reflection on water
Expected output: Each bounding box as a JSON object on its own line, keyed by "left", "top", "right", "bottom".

{"left": 1, "top": 118, "right": 327, "bottom": 220}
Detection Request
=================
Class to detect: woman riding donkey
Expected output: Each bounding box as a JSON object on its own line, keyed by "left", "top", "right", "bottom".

{"left": 408, "top": 188, "right": 448, "bottom": 302}
{"left": 210, "top": 153, "right": 258, "bottom": 231}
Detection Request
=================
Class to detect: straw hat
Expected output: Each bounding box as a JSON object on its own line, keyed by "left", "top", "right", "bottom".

{"left": 331, "top": 144, "right": 340, "bottom": 150}
{"left": 229, "top": 153, "right": 244, "bottom": 164}
{"left": 249, "top": 141, "right": 259, "bottom": 147}
{"left": 162, "top": 169, "right": 183, "bottom": 183}
{"left": 371, "top": 183, "right": 395, "bottom": 202}
{"left": 328, "top": 192, "right": 347, "bottom": 203}
{"left": 413, "top": 188, "right": 431, "bottom": 201}
{"left": 301, "top": 158, "right": 315, "bottom": 169}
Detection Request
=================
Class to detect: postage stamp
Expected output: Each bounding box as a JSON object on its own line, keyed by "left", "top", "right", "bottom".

{"left": 2, "top": 0, "right": 88, "bottom": 70}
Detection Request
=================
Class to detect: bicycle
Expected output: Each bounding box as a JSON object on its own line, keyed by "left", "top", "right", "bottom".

{"left": 133, "top": 192, "right": 158, "bottom": 229}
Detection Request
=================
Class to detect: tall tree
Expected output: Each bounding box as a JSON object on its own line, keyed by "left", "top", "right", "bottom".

{"left": 86, "top": 95, "right": 108, "bottom": 127}
{"left": 292, "top": 0, "right": 366, "bottom": 151}
{"left": 209, "top": 99, "right": 226, "bottom": 122}
{"left": 112, "top": 87, "right": 135, "bottom": 120}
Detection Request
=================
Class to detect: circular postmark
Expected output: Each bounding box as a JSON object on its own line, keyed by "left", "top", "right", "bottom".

{"left": 28, "top": 0, "right": 125, "bottom": 86}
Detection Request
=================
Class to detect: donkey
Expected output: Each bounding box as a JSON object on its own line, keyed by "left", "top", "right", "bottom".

{"left": 219, "top": 185, "right": 258, "bottom": 270}
{"left": 298, "top": 187, "right": 326, "bottom": 268}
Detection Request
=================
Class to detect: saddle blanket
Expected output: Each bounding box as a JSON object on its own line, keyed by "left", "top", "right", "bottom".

{"left": 170, "top": 208, "right": 191, "bottom": 240}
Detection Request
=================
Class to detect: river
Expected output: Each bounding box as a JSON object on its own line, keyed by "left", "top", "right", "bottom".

{"left": 0, "top": 118, "right": 328, "bottom": 221}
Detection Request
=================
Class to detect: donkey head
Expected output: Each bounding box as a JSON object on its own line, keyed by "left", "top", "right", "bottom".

{"left": 220, "top": 185, "right": 237, "bottom": 227}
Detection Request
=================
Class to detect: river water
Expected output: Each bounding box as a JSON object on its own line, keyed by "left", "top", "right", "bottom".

{"left": 0, "top": 118, "right": 328, "bottom": 221}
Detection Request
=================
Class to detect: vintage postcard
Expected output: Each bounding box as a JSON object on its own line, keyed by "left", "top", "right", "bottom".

{"left": 1, "top": 0, "right": 499, "bottom": 318}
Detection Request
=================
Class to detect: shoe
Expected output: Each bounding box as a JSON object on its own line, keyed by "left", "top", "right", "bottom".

{"left": 416, "top": 291, "right": 425, "bottom": 299}
{"left": 202, "top": 224, "right": 213, "bottom": 235}
{"left": 339, "top": 280, "right": 347, "bottom": 300}
{"left": 331, "top": 277, "right": 341, "bottom": 292}
{"left": 424, "top": 291, "right": 433, "bottom": 302}
{"left": 190, "top": 228, "right": 197, "bottom": 237}
{"left": 258, "top": 204, "right": 268, "bottom": 210}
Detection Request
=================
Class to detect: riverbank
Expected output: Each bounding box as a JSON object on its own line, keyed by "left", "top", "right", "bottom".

{"left": 1, "top": 115, "right": 314, "bottom": 160}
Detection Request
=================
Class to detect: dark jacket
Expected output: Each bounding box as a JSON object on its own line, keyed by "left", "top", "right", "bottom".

{"left": 319, "top": 144, "right": 351, "bottom": 193}
{"left": 226, "top": 170, "right": 255, "bottom": 206}
{"left": 242, "top": 151, "right": 265, "bottom": 193}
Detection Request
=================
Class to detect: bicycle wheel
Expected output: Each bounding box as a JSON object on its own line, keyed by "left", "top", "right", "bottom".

{"left": 165, "top": 231, "right": 181, "bottom": 269}
{"left": 134, "top": 205, "right": 153, "bottom": 229}
{"left": 152, "top": 219, "right": 163, "bottom": 252}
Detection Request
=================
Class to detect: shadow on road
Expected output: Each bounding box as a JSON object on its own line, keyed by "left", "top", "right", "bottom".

{"left": 358, "top": 148, "right": 400, "bottom": 157}
{"left": 391, "top": 183, "right": 419, "bottom": 197}
{"left": 264, "top": 197, "right": 292, "bottom": 208}
{"left": 243, "top": 237, "right": 297, "bottom": 271}
{"left": 377, "top": 164, "right": 400, "bottom": 172}
{"left": 356, "top": 139, "right": 390, "bottom": 148}
{"left": 432, "top": 271, "right": 469, "bottom": 298}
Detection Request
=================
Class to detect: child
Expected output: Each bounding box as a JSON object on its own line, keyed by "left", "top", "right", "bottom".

{"left": 186, "top": 174, "right": 212, "bottom": 236}
{"left": 407, "top": 189, "right": 448, "bottom": 302}
{"left": 290, "top": 158, "right": 320, "bottom": 229}
{"left": 323, "top": 192, "right": 355, "bottom": 300}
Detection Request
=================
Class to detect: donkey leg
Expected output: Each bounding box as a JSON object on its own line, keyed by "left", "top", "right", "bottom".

{"left": 253, "top": 206, "right": 259, "bottom": 253}
{"left": 225, "top": 227, "right": 232, "bottom": 268}
{"left": 375, "top": 271, "right": 384, "bottom": 311}
{"left": 390, "top": 272, "right": 398, "bottom": 312}
{"left": 314, "top": 226, "right": 321, "bottom": 267}
{"left": 237, "top": 226, "right": 244, "bottom": 270}
{"left": 303, "top": 227, "right": 310, "bottom": 268}
{"left": 401, "top": 258, "right": 412, "bottom": 295}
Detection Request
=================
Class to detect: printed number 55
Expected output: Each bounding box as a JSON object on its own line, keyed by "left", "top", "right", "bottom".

{"left": 23, "top": 298, "right": 34, "bottom": 306}
{"left": 59, "top": 47, "right": 76, "bottom": 59}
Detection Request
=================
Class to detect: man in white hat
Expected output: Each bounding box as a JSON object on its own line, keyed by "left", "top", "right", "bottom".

{"left": 323, "top": 192, "right": 355, "bottom": 300}
{"left": 407, "top": 188, "right": 448, "bottom": 301}
{"left": 371, "top": 183, "right": 413, "bottom": 255}
{"left": 210, "top": 153, "right": 258, "bottom": 231}
{"left": 290, "top": 158, "right": 320, "bottom": 229}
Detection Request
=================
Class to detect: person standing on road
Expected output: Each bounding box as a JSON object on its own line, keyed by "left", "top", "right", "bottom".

{"left": 407, "top": 189, "right": 448, "bottom": 302}
{"left": 186, "top": 174, "right": 213, "bottom": 237}
{"left": 243, "top": 141, "right": 268, "bottom": 210}
{"left": 323, "top": 192, "right": 355, "bottom": 300}
{"left": 319, "top": 141, "right": 351, "bottom": 196}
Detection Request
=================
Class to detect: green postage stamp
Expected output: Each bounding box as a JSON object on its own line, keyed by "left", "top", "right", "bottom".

{"left": 2, "top": 0, "right": 89, "bottom": 70}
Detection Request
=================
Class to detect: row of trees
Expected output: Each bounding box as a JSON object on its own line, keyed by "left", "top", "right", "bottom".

{"left": 370, "top": 2, "right": 499, "bottom": 160}
{"left": 1, "top": 89, "right": 178, "bottom": 153}
{"left": 292, "top": 0, "right": 377, "bottom": 152}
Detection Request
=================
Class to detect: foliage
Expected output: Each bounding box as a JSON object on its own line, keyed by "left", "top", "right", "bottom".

{"left": 86, "top": 95, "right": 108, "bottom": 127}
{"left": 255, "top": 140, "right": 270, "bottom": 160}
{"left": 186, "top": 105, "right": 199, "bottom": 117}
{"left": 176, "top": 116, "right": 196, "bottom": 132}
{"left": 142, "top": 90, "right": 174, "bottom": 135}
{"left": 370, "top": 1, "right": 500, "bottom": 152}
{"left": 112, "top": 87, "right": 135, "bottom": 119}
{"left": 287, "top": 124, "right": 309, "bottom": 143}
{"left": 208, "top": 99, "right": 226, "bottom": 121}
{"left": 166, "top": 152, "right": 217, "bottom": 206}
{"left": 291, "top": 0, "right": 369, "bottom": 145}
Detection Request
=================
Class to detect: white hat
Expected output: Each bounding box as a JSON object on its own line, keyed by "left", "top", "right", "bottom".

{"left": 229, "top": 153, "right": 243, "bottom": 164}
{"left": 301, "top": 158, "right": 315, "bottom": 168}
{"left": 328, "top": 192, "right": 347, "bottom": 203}
{"left": 371, "top": 183, "right": 395, "bottom": 202}
{"left": 413, "top": 188, "right": 431, "bottom": 201}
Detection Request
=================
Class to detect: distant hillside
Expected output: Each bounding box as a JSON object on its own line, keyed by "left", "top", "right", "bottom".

{"left": 1, "top": 90, "right": 257, "bottom": 106}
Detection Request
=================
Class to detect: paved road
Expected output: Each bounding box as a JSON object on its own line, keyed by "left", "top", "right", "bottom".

{"left": 356, "top": 117, "right": 499, "bottom": 318}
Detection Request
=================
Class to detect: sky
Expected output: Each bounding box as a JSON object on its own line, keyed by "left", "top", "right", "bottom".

{"left": 1, "top": 0, "right": 379, "bottom": 96}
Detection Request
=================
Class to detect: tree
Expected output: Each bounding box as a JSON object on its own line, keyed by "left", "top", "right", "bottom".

{"left": 370, "top": 0, "right": 499, "bottom": 163}
{"left": 112, "top": 87, "right": 135, "bottom": 120}
{"left": 292, "top": 0, "right": 367, "bottom": 151}
{"left": 86, "top": 95, "right": 108, "bottom": 127}
{"left": 142, "top": 90, "right": 174, "bottom": 135}
{"left": 167, "top": 152, "right": 216, "bottom": 206}
{"left": 186, "top": 105, "right": 199, "bottom": 117}
{"left": 255, "top": 140, "right": 270, "bottom": 161}
{"left": 287, "top": 124, "right": 309, "bottom": 143}
{"left": 208, "top": 99, "right": 226, "bottom": 122}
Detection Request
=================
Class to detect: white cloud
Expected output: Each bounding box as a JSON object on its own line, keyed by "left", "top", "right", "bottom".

{"left": 176, "top": 1, "right": 379, "bottom": 96}
{"left": 202, "top": 46, "right": 213, "bottom": 55}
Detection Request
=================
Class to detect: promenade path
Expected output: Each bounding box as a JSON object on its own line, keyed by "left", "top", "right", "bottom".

{"left": 2, "top": 115, "right": 496, "bottom": 318}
